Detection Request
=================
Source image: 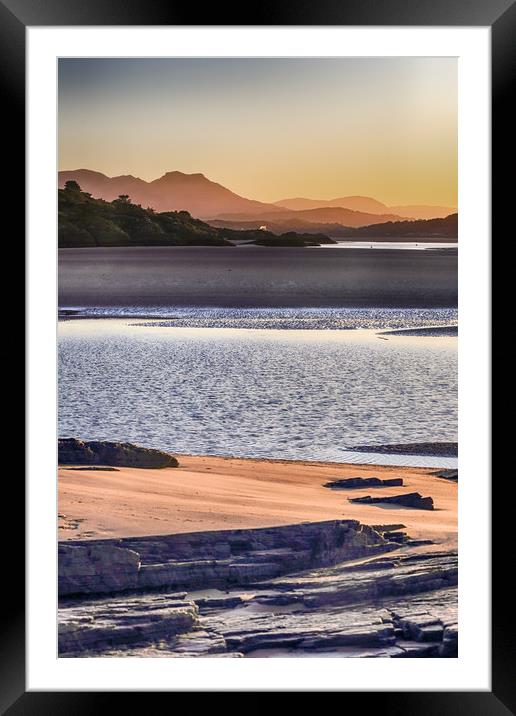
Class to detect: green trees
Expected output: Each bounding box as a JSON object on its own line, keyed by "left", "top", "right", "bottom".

{"left": 58, "top": 187, "right": 233, "bottom": 247}
{"left": 58, "top": 186, "right": 333, "bottom": 248}
{"left": 64, "top": 180, "right": 81, "bottom": 192}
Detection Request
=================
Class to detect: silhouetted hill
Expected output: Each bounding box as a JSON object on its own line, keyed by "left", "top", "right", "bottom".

{"left": 58, "top": 169, "right": 283, "bottom": 218}
{"left": 213, "top": 206, "right": 405, "bottom": 228}
{"left": 274, "top": 195, "right": 389, "bottom": 213}
{"left": 58, "top": 185, "right": 334, "bottom": 248}
{"left": 274, "top": 196, "right": 455, "bottom": 219}
{"left": 208, "top": 213, "right": 457, "bottom": 240}
{"left": 349, "top": 214, "right": 458, "bottom": 238}
{"left": 387, "top": 205, "right": 457, "bottom": 220}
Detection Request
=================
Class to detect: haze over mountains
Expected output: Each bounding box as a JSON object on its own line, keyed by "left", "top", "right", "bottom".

{"left": 58, "top": 169, "right": 457, "bottom": 236}
{"left": 274, "top": 197, "right": 456, "bottom": 220}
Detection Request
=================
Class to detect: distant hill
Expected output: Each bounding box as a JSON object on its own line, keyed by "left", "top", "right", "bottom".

{"left": 213, "top": 205, "right": 405, "bottom": 229}
{"left": 58, "top": 184, "right": 334, "bottom": 248}
{"left": 58, "top": 169, "right": 284, "bottom": 219}
{"left": 208, "top": 213, "right": 458, "bottom": 240}
{"left": 275, "top": 196, "right": 455, "bottom": 220}
{"left": 58, "top": 169, "right": 455, "bottom": 236}
{"left": 274, "top": 195, "right": 389, "bottom": 213}
{"left": 349, "top": 213, "right": 458, "bottom": 238}
{"left": 387, "top": 205, "right": 457, "bottom": 220}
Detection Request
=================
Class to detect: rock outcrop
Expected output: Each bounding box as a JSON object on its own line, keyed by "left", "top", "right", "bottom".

{"left": 350, "top": 492, "right": 434, "bottom": 510}
{"left": 58, "top": 519, "right": 457, "bottom": 658}
{"left": 59, "top": 520, "right": 398, "bottom": 597}
{"left": 59, "top": 593, "right": 199, "bottom": 654}
{"left": 324, "top": 477, "right": 403, "bottom": 489}
{"left": 59, "top": 544, "right": 141, "bottom": 595}
{"left": 58, "top": 437, "right": 179, "bottom": 468}
{"left": 59, "top": 549, "right": 457, "bottom": 657}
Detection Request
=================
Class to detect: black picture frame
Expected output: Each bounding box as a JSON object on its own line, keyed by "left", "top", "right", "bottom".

{"left": 4, "top": 0, "right": 508, "bottom": 710}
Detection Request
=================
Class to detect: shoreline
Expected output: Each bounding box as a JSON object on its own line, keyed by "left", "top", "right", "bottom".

{"left": 58, "top": 453, "right": 457, "bottom": 546}
{"left": 58, "top": 452, "right": 458, "bottom": 658}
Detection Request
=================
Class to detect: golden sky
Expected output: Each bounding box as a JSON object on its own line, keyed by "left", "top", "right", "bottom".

{"left": 59, "top": 58, "right": 457, "bottom": 206}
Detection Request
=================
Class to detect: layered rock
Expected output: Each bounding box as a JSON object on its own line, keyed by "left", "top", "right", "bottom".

{"left": 58, "top": 519, "right": 457, "bottom": 658}
{"left": 59, "top": 550, "right": 457, "bottom": 657}
{"left": 350, "top": 492, "right": 434, "bottom": 510}
{"left": 246, "top": 550, "right": 457, "bottom": 609}
{"left": 59, "top": 593, "right": 199, "bottom": 654}
{"left": 59, "top": 544, "right": 141, "bottom": 596}
{"left": 58, "top": 437, "right": 179, "bottom": 468}
{"left": 59, "top": 520, "right": 398, "bottom": 596}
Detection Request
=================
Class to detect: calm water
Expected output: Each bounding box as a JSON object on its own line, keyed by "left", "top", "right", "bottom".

{"left": 58, "top": 308, "right": 457, "bottom": 465}
{"left": 316, "top": 242, "right": 458, "bottom": 251}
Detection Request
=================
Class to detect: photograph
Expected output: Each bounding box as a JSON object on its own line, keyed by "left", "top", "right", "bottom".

{"left": 56, "top": 56, "right": 459, "bottom": 659}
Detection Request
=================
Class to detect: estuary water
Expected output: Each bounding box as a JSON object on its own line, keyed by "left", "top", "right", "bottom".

{"left": 58, "top": 307, "right": 457, "bottom": 467}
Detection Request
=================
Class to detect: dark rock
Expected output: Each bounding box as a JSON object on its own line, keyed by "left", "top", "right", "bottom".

{"left": 194, "top": 596, "right": 244, "bottom": 610}
{"left": 349, "top": 492, "right": 434, "bottom": 510}
{"left": 324, "top": 477, "right": 403, "bottom": 489}
{"left": 383, "top": 531, "right": 409, "bottom": 543}
{"left": 350, "top": 442, "right": 458, "bottom": 457}
{"left": 66, "top": 466, "right": 120, "bottom": 472}
{"left": 371, "top": 524, "right": 406, "bottom": 532}
{"left": 433, "top": 469, "right": 458, "bottom": 482}
{"left": 58, "top": 437, "right": 179, "bottom": 469}
{"left": 405, "top": 539, "right": 435, "bottom": 547}
{"left": 392, "top": 641, "right": 440, "bottom": 657}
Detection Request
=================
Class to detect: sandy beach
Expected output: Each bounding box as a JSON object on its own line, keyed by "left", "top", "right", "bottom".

{"left": 58, "top": 246, "right": 458, "bottom": 308}
{"left": 58, "top": 454, "right": 457, "bottom": 547}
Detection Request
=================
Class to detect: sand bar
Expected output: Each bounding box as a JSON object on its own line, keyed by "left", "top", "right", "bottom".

{"left": 59, "top": 246, "right": 457, "bottom": 308}
{"left": 59, "top": 454, "right": 457, "bottom": 548}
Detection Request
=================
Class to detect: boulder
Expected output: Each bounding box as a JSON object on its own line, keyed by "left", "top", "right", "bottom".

{"left": 58, "top": 437, "right": 179, "bottom": 468}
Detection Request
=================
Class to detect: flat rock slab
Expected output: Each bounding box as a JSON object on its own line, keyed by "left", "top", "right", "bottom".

{"left": 324, "top": 477, "right": 403, "bottom": 489}
{"left": 351, "top": 442, "right": 458, "bottom": 457}
{"left": 58, "top": 547, "right": 458, "bottom": 658}
{"left": 350, "top": 492, "right": 434, "bottom": 510}
{"left": 433, "top": 469, "right": 458, "bottom": 482}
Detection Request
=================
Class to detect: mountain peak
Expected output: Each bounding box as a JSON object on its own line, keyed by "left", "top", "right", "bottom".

{"left": 158, "top": 170, "right": 207, "bottom": 182}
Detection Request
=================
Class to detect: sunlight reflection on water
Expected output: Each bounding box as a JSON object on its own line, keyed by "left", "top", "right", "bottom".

{"left": 58, "top": 312, "right": 457, "bottom": 466}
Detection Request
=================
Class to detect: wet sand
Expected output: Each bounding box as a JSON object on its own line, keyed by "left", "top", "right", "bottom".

{"left": 58, "top": 454, "right": 457, "bottom": 548}
{"left": 58, "top": 246, "right": 458, "bottom": 308}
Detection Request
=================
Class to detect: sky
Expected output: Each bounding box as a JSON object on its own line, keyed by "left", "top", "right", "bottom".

{"left": 58, "top": 58, "right": 457, "bottom": 206}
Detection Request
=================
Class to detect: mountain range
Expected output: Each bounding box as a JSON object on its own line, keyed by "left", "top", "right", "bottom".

{"left": 58, "top": 169, "right": 456, "bottom": 235}
{"left": 58, "top": 169, "right": 280, "bottom": 219}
